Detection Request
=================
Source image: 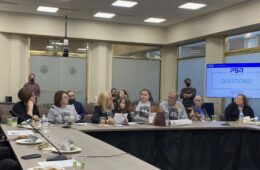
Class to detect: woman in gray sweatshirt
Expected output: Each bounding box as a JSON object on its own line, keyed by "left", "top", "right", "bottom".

{"left": 47, "top": 90, "right": 80, "bottom": 124}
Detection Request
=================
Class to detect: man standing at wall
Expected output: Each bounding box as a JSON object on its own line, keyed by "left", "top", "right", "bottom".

{"left": 23, "top": 73, "right": 40, "bottom": 103}
{"left": 180, "top": 78, "right": 196, "bottom": 111}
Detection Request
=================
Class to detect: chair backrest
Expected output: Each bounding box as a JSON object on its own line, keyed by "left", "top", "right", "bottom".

{"left": 202, "top": 103, "right": 214, "bottom": 116}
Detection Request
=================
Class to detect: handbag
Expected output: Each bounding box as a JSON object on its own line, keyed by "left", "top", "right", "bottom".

{"left": 154, "top": 112, "right": 166, "bottom": 126}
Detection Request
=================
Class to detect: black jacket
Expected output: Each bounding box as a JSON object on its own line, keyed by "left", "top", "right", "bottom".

{"left": 91, "top": 106, "right": 111, "bottom": 124}
{"left": 12, "top": 101, "right": 40, "bottom": 124}
{"left": 224, "top": 102, "right": 254, "bottom": 121}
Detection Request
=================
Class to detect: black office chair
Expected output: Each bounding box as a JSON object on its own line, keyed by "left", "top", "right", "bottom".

{"left": 202, "top": 103, "right": 214, "bottom": 116}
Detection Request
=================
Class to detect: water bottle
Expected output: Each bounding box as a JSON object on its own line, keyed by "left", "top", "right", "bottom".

{"left": 239, "top": 111, "right": 244, "bottom": 124}
{"left": 41, "top": 115, "right": 48, "bottom": 132}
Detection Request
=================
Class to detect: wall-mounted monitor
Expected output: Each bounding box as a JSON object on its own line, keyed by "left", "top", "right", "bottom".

{"left": 206, "top": 63, "right": 260, "bottom": 98}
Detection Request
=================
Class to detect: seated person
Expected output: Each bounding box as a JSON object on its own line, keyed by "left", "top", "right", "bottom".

{"left": 91, "top": 91, "right": 115, "bottom": 124}
{"left": 133, "top": 88, "right": 156, "bottom": 123}
{"left": 67, "top": 90, "right": 86, "bottom": 121}
{"left": 114, "top": 98, "right": 132, "bottom": 124}
{"left": 113, "top": 89, "right": 129, "bottom": 112}
{"left": 47, "top": 90, "right": 80, "bottom": 123}
{"left": 187, "top": 108, "right": 200, "bottom": 121}
{"left": 12, "top": 87, "right": 40, "bottom": 124}
{"left": 224, "top": 93, "right": 255, "bottom": 121}
{"left": 159, "top": 90, "right": 188, "bottom": 120}
{"left": 0, "top": 159, "right": 20, "bottom": 170}
{"left": 190, "top": 95, "right": 210, "bottom": 121}
{"left": 0, "top": 146, "right": 20, "bottom": 170}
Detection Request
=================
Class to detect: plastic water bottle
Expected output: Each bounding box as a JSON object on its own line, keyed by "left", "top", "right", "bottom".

{"left": 41, "top": 115, "right": 48, "bottom": 132}
{"left": 239, "top": 111, "right": 244, "bottom": 124}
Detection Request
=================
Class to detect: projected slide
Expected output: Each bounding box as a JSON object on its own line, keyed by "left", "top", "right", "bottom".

{"left": 206, "top": 63, "right": 260, "bottom": 98}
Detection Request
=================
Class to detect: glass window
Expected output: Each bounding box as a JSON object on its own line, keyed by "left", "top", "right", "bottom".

{"left": 177, "top": 57, "right": 205, "bottom": 97}
{"left": 30, "top": 36, "right": 88, "bottom": 58}
{"left": 226, "top": 31, "right": 260, "bottom": 51}
{"left": 112, "top": 44, "right": 161, "bottom": 102}
{"left": 178, "top": 41, "right": 206, "bottom": 58}
{"left": 113, "top": 44, "right": 161, "bottom": 60}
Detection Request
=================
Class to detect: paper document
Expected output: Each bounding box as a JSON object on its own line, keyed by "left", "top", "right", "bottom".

{"left": 7, "top": 130, "right": 34, "bottom": 136}
{"left": 114, "top": 113, "right": 128, "bottom": 124}
{"left": 38, "top": 159, "right": 80, "bottom": 168}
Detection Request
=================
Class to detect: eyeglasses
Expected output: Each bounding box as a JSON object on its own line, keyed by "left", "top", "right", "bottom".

{"left": 168, "top": 96, "right": 177, "bottom": 100}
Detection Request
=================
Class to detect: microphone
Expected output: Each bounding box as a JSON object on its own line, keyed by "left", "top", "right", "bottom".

{"left": 9, "top": 110, "right": 67, "bottom": 161}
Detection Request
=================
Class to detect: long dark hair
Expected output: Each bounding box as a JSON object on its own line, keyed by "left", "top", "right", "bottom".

{"left": 118, "top": 98, "right": 131, "bottom": 113}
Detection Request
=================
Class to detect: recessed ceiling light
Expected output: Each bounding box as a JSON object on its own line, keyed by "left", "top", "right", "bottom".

{"left": 144, "top": 17, "right": 166, "bottom": 23}
{"left": 94, "top": 12, "right": 115, "bottom": 19}
{"left": 112, "top": 0, "right": 138, "bottom": 8}
{"left": 37, "top": 6, "right": 59, "bottom": 13}
{"left": 178, "top": 2, "right": 206, "bottom": 10}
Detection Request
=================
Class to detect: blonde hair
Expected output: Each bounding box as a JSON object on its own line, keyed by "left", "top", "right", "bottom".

{"left": 97, "top": 91, "right": 114, "bottom": 112}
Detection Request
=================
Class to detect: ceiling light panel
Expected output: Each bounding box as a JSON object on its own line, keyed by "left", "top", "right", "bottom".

{"left": 112, "top": 0, "right": 138, "bottom": 8}
{"left": 37, "top": 6, "right": 59, "bottom": 13}
{"left": 144, "top": 17, "right": 166, "bottom": 23}
{"left": 94, "top": 12, "right": 115, "bottom": 18}
{"left": 178, "top": 2, "right": 206, "bottom": 10}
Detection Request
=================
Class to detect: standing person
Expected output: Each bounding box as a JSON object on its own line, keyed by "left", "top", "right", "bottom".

{"left": 23, "top": 73, "right": 41, "bottom": 103}
{"left": 224, "top": 93, "right": 255, "bottom": 121}
{"left": 67, "top": 90, "right": 86, "bottom": 121}
{"left": 12, "top": 87, "right": 40, "bottom": 124}
{"left": 180, "top": 78, "right": 196, "bottom": 111}
{"left": 159, "top": 90, "right": 187, "bottom": 120}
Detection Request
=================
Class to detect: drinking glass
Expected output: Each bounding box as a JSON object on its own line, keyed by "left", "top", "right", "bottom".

{"left": 99, "top": 117, "right": 106, "bottom": 126}
{"left": 11, "top": 117, "right": 18, "bottom": 126}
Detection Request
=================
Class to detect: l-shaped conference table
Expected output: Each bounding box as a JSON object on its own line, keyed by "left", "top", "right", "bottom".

{"left": 2, "top": 121, "right": 260, "bottom": 170}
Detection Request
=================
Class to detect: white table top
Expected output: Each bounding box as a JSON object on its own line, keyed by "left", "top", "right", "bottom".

{"left": 1, "top": 124, "right": 159, "bottom": 170}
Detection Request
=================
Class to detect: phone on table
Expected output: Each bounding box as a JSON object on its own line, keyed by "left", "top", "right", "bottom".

{"left": 21, "top": 154, "right": 41, "bottom": 159}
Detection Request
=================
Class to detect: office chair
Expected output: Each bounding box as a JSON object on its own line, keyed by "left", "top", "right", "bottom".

{"left": 202, "top": 103, "right": 214, "bottom": 116}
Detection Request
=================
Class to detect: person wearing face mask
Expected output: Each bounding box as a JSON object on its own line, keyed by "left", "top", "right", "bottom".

{"left": 180, "top": 78, "right": 196, "bottom": 111}
{"left": 23, "top": 73, "right": 41, "bottom": 103}
{"left": 67, "top": 90, "right": 85, "bottom": 121}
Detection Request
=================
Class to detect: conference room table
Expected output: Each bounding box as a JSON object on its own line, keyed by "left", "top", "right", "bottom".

{"left": 72, "top": 121, "right": 260, "bottom": 170}
{"left": 0, "top": 124, "right": 159, "bottom": 170}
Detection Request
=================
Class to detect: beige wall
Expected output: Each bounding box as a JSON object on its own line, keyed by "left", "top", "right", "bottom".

{"left": 166, "top": 0, "right": 260, "bottom": 44}
{"left": 0, "top": 0, "right": 260, "bottom": 105}
{"left": 160, "top": 46, "right": 178, "bottom": 100}
{"left": 0, "top": 33, "right": 29, "bottom": 102}
{"left": 0, "top": 11, "right": 166, "bottom": 45}
{"left": 205, "top": 37, "right": 225, "bottom": 115}
{"left": 87, "top": 42, "right": 113, "bottom": 103}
